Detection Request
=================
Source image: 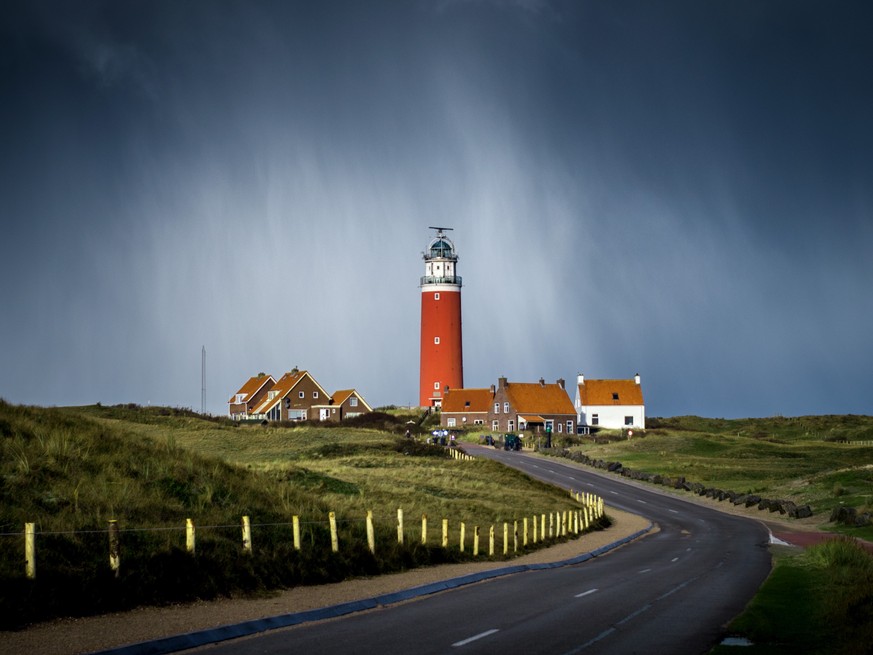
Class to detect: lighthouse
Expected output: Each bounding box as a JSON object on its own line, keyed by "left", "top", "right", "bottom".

{"left": 419, "top": 227, "right": 463, "bottom": 407}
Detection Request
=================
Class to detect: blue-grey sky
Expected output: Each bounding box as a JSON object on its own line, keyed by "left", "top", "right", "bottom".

{"left": 2, "top": 1, "right": 871, "bottom": 418}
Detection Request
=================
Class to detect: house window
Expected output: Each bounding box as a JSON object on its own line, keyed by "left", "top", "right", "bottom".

{"left": 434, "top": 293, "right": 440, "bottom": 300}
{"left": 299, "top": 391, "right": 305, "bottom": 398}
{"left": 557, "top": 422, "right": 563, "bottom": 433}
{"left": 447, "top": 418, "right": 456, "bottom": 427}
{"left": 350, "top": 397, "right": 358, "bottom": 407}
{"left": 288, "top": 409, "right": 306, "bottom": 421}
{"left": 545, "top": 420, "right": 554, "bottom": 432}
{"left": 434, "top": 337, "right": 440, "bottom": 344}
{"left": 494, "top": 403, "right": 500, "bottom": 413}
{"left": 592, "top": 414, "right": 599, "bottom": 426}
{"left": 508, "top": 420, "right": 515, "bottom": 431}
{"left": 625, "top": 416, "right": 634, "bottom": 426}
{"left": 567, "top": 421, "right": 573, "bottom": 433}
{"left": 492, "top": 420, "right": 499, "bottom": 431}
{"left": 503, "top": 402, "right": 509, "bottom": 413}
{"left": 434, "top": 382, "right": 440, "bottom": 390}
{"left": 313, "top": 391, "right": 319, "bottom": 399}
{"left": 464, "top": 401, "right": 470, "bottom": 407}
{"left": 612, "top": 393, "right": 619, "bottom": 400}
{"left": 474, "top": 419, "right": 484, "bottom": 425}
{"left": 235, "top": 394, "right": 245, "bottom": 403}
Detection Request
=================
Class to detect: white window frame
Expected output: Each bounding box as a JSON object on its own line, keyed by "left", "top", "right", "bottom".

{"left": 625, "top": 416, "right": 634, "bottom": 426}
{"left": 567, "top": 420, "right": 573, "bottom": 433}
{"left": 313, "top": 391, "right": 319, "bottom": 399}
{"left": 350, "top": 396, "right": 358, "bottom": 407}
{"left": 494, "top": 403, "right": 500, "bottom": 413}
{"left": 592, "top": 414, "right": 599, "bottom": 426}
{"left": 434, "top": 292, "right": 440, "bottom": 300}
{"left": 492, "top": 420, "right": 499, "bottom": 431}
{"left": 434, "top": 336, "right": 440, "bottom": 344}
{"left": 447, "top": 418, "right": 456, "bottom": 427}
{"left": 299, "top": 391, "right": 305, "bottom": 398}
{"left": 434, "top": 381, "right": 440, "bottom": 390}
{"left": 503, "top": 402, "right": 509, "bottom": 413}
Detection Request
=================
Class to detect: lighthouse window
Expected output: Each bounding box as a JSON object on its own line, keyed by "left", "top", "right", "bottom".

{"left": 434, "top": 337, "right": 440, "bottom": 344}
{"left": 434, "top": 382, "right": 440, "bottom": 390}
{"left": 434, "top": 293, "right": 440, "bottom": 300}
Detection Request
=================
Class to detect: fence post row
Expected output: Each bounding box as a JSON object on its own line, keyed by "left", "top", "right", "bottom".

{"left": 17, "top": 492, "right": 606, "bottom": 578}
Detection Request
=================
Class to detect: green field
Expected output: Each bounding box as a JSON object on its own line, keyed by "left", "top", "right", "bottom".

{"left": 538, "top": 415, "right": 873, "bottom": 539}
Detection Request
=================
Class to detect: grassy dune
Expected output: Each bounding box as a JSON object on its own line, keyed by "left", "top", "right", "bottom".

{"left": 0, "top": 401, "right": 596, "bottom": 628}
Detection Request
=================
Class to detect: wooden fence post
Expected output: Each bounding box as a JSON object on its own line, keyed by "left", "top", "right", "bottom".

{"left": 532, "top": 514, "right": 538, "bottom": 543}
{"left": 442, "top": 518, "right": 449, "bottom": 548}
{"left": 421, "top": 514, "right": 427, "bottom": 545}
{"left": 329, "top": 512, "right": 339, "bottom": 553}
{"left": 367, "top": 511, "right": 375, "bottom": 554}
{"left": 25, "top": 522, "right": 35, "bottom": 579}
{"left": 513, "top": 520, "right": 518, "bottom": 553}
{"left": 108, "top": 519, "right": 120, "bottom": 577}
{"left": 293, "top": 515, "right": 301, "bottom": 551}
{"left": 503, "top": 522, "right": 508, "bottom": 555}
{"left": 489, "top": 525, "right": 495, "bottom": 556}
{"left": 541, "top": 514, "right": 546, "bottom": 541}
{"left": 523, "top": 517, "right": 528, "bottom": 547}
{"left": 242, "top": 515, "right": 252, "bottom": 554}
{"left": 186, "top": 518, "right": 195, "bottom": 555}
{"left": 473, "top": 526, "right": 480, "bottom": 556}
{"left": 460, "top": 522, "right": 466, "bottom": 552}
{"left": 397, "top": 508, "right": 404, "bottom": 545}
{"left": 548, "top": 513, "right": 553, "bottom": 539}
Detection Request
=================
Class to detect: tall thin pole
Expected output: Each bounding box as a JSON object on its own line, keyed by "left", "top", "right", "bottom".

{"left": 201, "top": 345, "right": 206, "bottom": 414}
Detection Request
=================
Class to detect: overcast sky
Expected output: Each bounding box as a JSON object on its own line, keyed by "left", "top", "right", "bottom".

{"left": 2, "top": 1, "right": 871, "bottom": 418}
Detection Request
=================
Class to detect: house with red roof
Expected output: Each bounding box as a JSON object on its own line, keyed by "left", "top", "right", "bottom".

{"left": 228, "top": 373, "right": 276, "bottom": 420}
{"left": 575, "top": 373, "right": 646, "bottom": 431}
{"left": 442, "top": 377, "right": 577, "bottom": 436}
{"left": 230, "top": 369, "right": 372, "bottom": 423}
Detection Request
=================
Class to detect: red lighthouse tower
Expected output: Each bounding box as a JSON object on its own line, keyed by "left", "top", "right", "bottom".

{"left": 419, "top": 227, "right": 463, "bottom": 407}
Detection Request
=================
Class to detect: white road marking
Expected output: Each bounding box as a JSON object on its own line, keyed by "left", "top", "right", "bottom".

{"left": 637, "top": 499, "right": 648, "bottom": 504}
{"left": 668, "top": 509, "right": 679, "bottom": 513}
{"left": 575, "top": 588, "right": 598, "bottom": 598}
{"left": 671, "top": 557, "right": 679, "bottom": 562}
{"left": 609, "top": 491, "right": 619, "bottom": 495}
{"left": 639, "top": 568, "right": 652, "bottom": 574}
{"left": 452, "top": 629, "right": 499, "bottom": 647}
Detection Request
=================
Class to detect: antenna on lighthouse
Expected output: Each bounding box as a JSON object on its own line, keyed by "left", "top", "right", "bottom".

{"left": 201, "top": 345, "right": 206, "bottom": 415}
{"left": 428, "top": 226, "right": 453, "bottom": 237}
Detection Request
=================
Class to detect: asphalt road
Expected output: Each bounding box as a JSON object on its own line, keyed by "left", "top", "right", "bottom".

{"left": 196, "top": 446, "right": 771, "bottom": 655}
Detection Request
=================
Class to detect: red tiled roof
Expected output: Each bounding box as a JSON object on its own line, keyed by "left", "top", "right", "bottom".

{"left": 577, "top": 379, "right": 644, "bottom": 406}
{"left": 332, "top": 389, "right": 373, "bottom": 412}
{"left": 505, "top": 383, "right": 576, "bottom": 415}
{"left": 228, "top": 374, "right": 274, "bottom": 404}
{"left": 251, "top": 369, "right": 318, "bottom": 414}
{"left": 442, "top": 388, "right": 492, "bottom": 413}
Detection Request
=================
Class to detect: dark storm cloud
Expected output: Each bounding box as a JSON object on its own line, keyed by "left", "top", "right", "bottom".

{"left": 1, "top": 1, "right": 871, "bottom": 417}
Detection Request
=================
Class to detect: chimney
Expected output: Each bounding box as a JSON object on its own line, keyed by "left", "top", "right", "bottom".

{"left": 634, "top": 373, "right": 641, "bottom": 385}
{"left": 490, "top": 384, "right": 496, "bottom": 396}
{"left": 539, "top": 378, "right": 545, "bottom": 387}
{"left": 557, "top": 378, "right": 565, "bottom": 390}
{"left": 498, "top": 377, "right": 507, "bottom": 390}
{"left": 577, "top": 373, "right": 585, "bottom": 386}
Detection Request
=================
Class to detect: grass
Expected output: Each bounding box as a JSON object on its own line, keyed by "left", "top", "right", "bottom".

{"left": 544, "top": 415, "right": 873, "bottom": 537}
{"left": 711, "top": 538, "right": 873, "bottom": 654}
{"left": 0, "top": 401, "right": 598, "bottom": 629}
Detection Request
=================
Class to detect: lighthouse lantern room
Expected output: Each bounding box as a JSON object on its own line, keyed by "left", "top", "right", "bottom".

{"left": 419, "top": 227, "right": 464, "bottom": 407}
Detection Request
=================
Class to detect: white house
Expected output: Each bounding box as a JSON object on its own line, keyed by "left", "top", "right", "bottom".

{"left": 575, "top": 373, "right": 646, "bottom": 431}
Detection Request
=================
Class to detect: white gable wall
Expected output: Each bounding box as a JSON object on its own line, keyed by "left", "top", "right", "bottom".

{"left": 578, "top": 405, "right": 645, "bottom": 430}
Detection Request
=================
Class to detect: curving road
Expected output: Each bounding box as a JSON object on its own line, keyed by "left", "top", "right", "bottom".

{"left": 193, "top": 446, "right": 771, "bottom": 655}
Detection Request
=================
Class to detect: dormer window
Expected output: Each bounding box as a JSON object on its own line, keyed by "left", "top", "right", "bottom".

{"left": 612, "top": 393, "right": 619, "bottom": 400}
{"left": 235, "top": 394, "right": 245, "bottom": 403}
